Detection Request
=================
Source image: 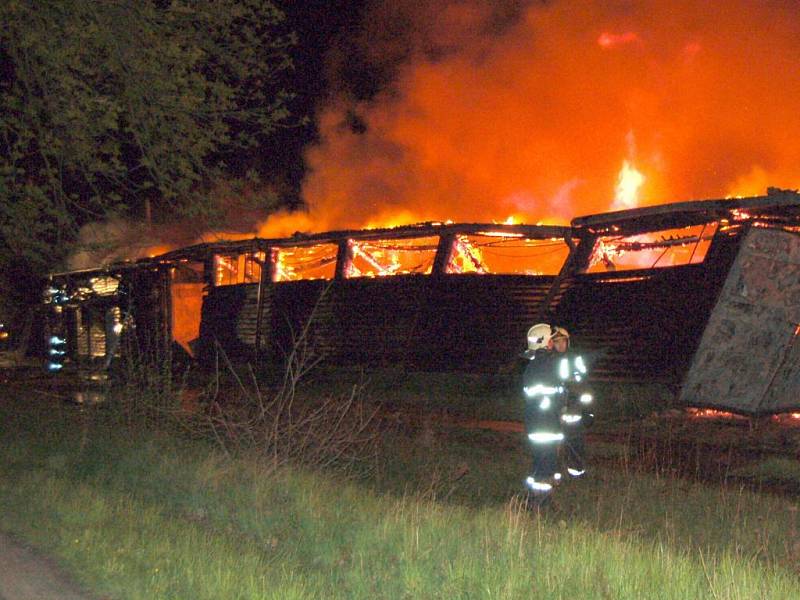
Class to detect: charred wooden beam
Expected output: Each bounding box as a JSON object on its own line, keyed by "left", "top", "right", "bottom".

{"left": 572, "top": 189, "right": 800, "bottom": 236}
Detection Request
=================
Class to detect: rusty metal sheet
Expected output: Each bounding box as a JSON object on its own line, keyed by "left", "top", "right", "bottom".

{"left": 680, "top": 228, "right": 800, "bottom": 414}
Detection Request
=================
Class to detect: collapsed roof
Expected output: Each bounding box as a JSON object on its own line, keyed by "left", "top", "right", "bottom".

{"left": 45, "top": 188, "right": 800, "bottom": 415}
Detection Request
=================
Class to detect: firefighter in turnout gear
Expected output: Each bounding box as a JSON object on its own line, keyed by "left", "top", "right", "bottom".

{"left": 549, "top": 327, "right": 594, "bottom": 479}
{"left": 520, "top": 324, "right": 594, "bottom": 502}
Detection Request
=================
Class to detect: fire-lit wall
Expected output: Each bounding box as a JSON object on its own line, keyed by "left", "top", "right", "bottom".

{"left": 195, "top": 219, "right": 741, "bottom": 380}
{"left": 45, "top": 191, "right": 800, "bottom": 414}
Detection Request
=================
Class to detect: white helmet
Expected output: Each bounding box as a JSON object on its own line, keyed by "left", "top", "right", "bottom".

{"left": 527, "top": 323, "right": 552, "bottom": 351}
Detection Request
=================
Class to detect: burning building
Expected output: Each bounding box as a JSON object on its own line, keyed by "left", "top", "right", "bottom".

{"left": 44, "top": 188, "right": 800, "bottom": 415}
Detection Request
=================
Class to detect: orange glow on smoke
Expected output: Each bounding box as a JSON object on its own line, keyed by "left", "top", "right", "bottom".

{"left": 255, "top": 1, "right": 800, "bottom": 236}
{"left": 146, "top": 245, "right": 173, "bottom": 259}
{"left": 597, "top": 31, "right": 642, "bottom": 49}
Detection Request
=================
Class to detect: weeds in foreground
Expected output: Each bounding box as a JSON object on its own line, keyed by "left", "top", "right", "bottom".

{"left": 203, "top": 343, "right": 380, "bottom": 477}
{"left": 0, "top": 404, "right": 798, "bottom": 600}
{"left": 200, "top": 293, "right": 382, "bottom": 477}
{"left": 98, "top": 294, "right": 382, "bottom": 479}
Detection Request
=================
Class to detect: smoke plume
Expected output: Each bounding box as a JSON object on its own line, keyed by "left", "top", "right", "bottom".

{"left": 262, "top": 0, "right": 800, "bottom": 236}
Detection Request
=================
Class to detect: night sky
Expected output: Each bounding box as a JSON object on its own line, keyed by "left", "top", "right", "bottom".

{"left": 265, "top": 1, "right": 370, "bottom": 200}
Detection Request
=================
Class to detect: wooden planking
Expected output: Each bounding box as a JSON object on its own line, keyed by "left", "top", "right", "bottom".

{"left": 199, "top": 283, "right": 259, "bottom": 362}
{"left": 198, "top": 234, "right": 742, "bottom": 383}
{"left": 201, "top": 275, "right": 556, "bottom": 372}
{"left": 553, "top": 262, "right": 730, "bottom": 381}
{"left": 409, "top": 275, "right": 555, "bottom": 371}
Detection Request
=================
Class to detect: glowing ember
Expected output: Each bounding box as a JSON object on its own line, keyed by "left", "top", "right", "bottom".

{"left": 771, "top": 412, "right": 800, "bottom": 426}
{"left": 475, "top": 230, "right": 525, "bottom": 238}
{"left": 686, "top": 407, "right": 743, "bottom": 420}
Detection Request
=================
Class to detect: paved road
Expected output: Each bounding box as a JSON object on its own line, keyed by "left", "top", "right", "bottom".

{"left": 0, "top": 532, "right": 97, "bottom": 600}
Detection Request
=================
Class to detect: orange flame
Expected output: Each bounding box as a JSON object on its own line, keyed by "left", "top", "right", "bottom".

{"left": 613, "top": 161, "right": 646, "bottom": 211}
{"left": 251, "top": 1, "right": 800, "bottom": 236}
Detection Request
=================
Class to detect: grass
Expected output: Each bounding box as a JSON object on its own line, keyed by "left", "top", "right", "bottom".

{"left": 299, "top": 368, "right": 684, "bottom": 426}
{"left": 1, "top": 388, "right": 799, "bottom": 599}
{"left": 731, "top": 457, "right": 800, "bottom": 487}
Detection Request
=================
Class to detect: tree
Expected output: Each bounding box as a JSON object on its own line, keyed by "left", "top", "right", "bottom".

{"left": 0, "top": 0, "right": 296, "bottom": 331}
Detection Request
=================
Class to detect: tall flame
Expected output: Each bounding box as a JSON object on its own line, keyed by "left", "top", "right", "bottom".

{"left": 613, "top": 160, "right": 646, "bottom": 211}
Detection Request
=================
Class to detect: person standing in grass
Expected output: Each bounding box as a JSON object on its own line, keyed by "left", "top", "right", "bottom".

{"left": 520, "top": 324, "right": 594, "bottom": 503}
{"left": 520, "top": 323, "right": 564, "bottom": 501}
{"left": 549, "top": 326, "right": 594, "bottom": 480}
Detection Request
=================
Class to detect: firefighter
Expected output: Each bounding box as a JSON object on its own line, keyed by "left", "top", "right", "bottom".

{"left": 549, "top": 326, "right": 594, "bottom": 479}
{"left": 520, "top": 323, "right": 564, "bottom": 500}
{"left": 521, "top": 324, "right": 595, "bottom": 503}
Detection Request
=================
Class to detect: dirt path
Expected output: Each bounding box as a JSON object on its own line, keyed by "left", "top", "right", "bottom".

{"left": 0, "top": 532, "right": 97, "bottom": 600}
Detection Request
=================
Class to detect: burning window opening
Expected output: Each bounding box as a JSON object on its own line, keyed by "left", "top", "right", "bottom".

{"left": 273, "top": 243, "right": 338, "bottom": 282}
{"left": 586, "top": 222, "right": 719, "bottom": 272}
{"left": 446, "top": 234, "right": 569, "bottom": 275}
{"left": 345, "top": 236, "right": 438, "bottom": 278}
{"left": 214, "top": 255, "right": 238, "bottom": 286}
{"left": 244, "top": 252, "right": 265, "bottom": 283}
{"left": 214, "top": 252, "right": 266, "bottom": 286}
{"left": 89, "top": 276, "right": 120, "bottom": 295}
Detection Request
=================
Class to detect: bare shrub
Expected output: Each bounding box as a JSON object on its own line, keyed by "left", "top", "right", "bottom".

{"left": 202, "top": 290, "right": 381, "bottom": 477}
{"left": 95, "top": 287, "right": 381, "bottom": 477}
{"left": 102, "top": 314, "right": 191, "bottom": 434}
